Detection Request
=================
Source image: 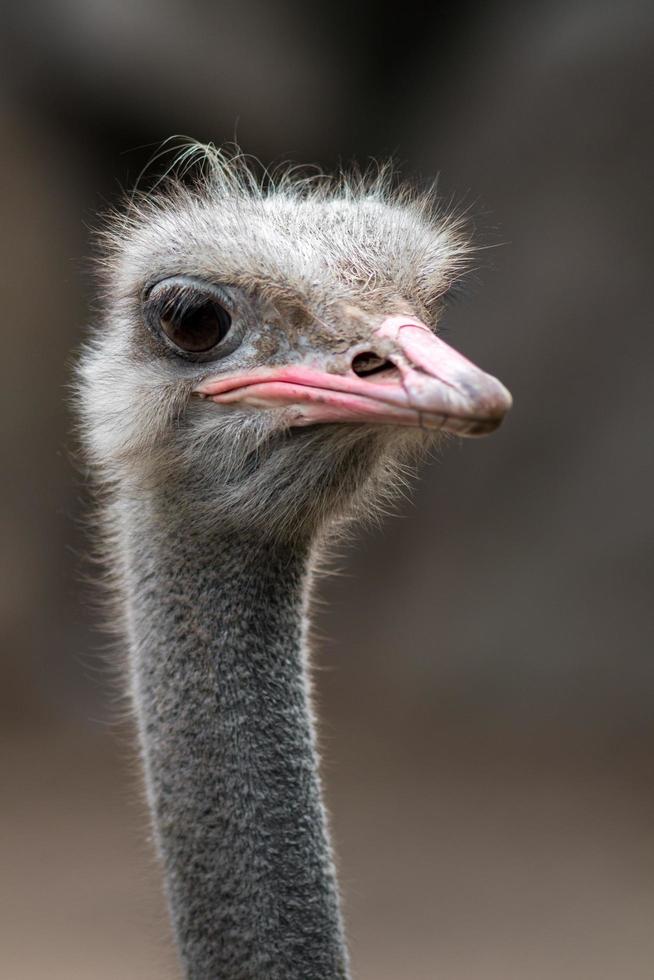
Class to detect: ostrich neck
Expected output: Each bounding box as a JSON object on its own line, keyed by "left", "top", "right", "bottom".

{"left": 120, "top": 493, "right": 350, "bottom": 980}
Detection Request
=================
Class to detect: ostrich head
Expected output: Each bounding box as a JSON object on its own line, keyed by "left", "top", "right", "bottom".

{"left": 79, "top": 151, "right": 511, "bottom": 539}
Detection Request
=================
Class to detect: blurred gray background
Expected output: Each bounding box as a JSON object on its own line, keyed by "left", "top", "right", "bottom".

{"left": 1, "top": 1, "right": 653, "bottom": 978}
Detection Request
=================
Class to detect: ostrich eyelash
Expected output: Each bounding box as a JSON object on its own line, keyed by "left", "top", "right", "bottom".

{"left": 145, "top": 277, "right": 234, "bottom": 313}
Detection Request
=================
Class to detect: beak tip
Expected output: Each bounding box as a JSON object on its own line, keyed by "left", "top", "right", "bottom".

{"left": 491, "top": 380, "right": 514, "bottom": 418}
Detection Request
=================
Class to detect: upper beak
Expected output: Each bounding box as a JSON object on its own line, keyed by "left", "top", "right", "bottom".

{"left": 196, "top": 315, "right": 512, "bottom": 437}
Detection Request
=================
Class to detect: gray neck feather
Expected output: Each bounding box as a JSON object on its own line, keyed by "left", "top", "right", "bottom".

{"left": 120, "top": 491, "right": 350, "bottom": 979}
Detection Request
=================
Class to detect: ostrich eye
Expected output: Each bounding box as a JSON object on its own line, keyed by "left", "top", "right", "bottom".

{"left": 160, "top": 298, "right": 231, "bottom": 353}
{"left": 146, "top": 278, "right": 232, "bottom": 355}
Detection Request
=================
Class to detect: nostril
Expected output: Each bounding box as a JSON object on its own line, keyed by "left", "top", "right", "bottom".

{"left": 351, "top": 351, "right": 396, "bottom": 378}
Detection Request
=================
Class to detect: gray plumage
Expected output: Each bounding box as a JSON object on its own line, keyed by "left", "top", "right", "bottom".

{"left": 77, "top": 146, "right": 509, "bottom": 979}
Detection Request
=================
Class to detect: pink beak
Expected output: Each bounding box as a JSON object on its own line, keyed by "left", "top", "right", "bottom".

{"left": 196, "top": 316, "right": 512, "bottom": 437}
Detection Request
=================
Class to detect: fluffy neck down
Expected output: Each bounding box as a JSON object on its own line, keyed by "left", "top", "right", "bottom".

{"left": 120, "top": 490, "right": 350, "bottom": 980}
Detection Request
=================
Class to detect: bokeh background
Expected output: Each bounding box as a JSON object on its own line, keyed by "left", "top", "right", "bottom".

{"left": 2, "top": 1, "right": 653, "bottom": 977}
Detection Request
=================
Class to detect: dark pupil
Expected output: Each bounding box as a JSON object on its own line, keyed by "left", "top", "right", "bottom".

{"left": 160, "top": 298, "right": 231, "bottom": 352}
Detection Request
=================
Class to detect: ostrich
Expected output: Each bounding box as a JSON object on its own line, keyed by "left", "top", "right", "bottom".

{"left": 77, "top": 149, "right": 511, "bottom": 980}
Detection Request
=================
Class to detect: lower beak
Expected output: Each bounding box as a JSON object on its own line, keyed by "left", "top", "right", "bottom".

{"left": 196, "top": 315, "right": 512, "bottom": 437}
